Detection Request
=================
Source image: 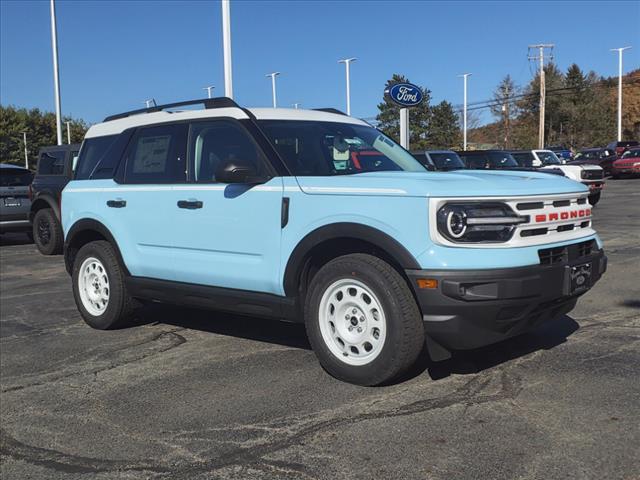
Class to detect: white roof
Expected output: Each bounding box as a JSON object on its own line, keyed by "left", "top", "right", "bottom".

{"left": 85, "top": 107, "right": 368, "bottom": 139}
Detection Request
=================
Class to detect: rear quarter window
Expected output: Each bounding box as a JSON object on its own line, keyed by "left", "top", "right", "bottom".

{"left": 1, "top": 168, "right": 33, "bottom": 187}
{"left": 75, "top": 135, "right": 118, "bottom": 180}
{"left": 37, "top": 150, "right": 66, "bottom": 175}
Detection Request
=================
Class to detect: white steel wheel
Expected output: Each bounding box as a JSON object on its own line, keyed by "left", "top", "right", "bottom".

{"left": 318, "top": 278, "right": 387, "bottom": 366}
{"left": 78, "top": 256, "right": 110, "bottom": 317}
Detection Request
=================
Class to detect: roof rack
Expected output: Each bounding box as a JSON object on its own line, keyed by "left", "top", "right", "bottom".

{"left": 103, "top": 97, "right": 241, "bottom": 122}
{"left": 313, "top": 108, "right": 348, "bottom": 116}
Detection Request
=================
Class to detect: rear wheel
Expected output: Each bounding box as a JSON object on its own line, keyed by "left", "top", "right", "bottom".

{"left": 72, "top": 240, "right": 137, "bottom": 330}
{"left": 588, "top": 192, "right": 601, "bottom": 206}
{"left": 33, "top": 208, "right": 63, "bottom": 255}
{"left": 305, "top": 254, "right": 424, "bottom": 386}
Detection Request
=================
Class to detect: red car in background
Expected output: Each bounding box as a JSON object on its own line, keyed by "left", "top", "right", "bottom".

{"left": 612, "top": 148, "right": 640, "bottom": 178}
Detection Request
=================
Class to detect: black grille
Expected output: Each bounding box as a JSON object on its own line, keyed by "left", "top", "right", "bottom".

{"left": 538, "top": 240, "right": 596, "bottom": 265}
{"left": 516, "top": 202, "right": 544, "bottom": 211}
{"left": 582, "top": 170, "right": 604, "bottom": 180}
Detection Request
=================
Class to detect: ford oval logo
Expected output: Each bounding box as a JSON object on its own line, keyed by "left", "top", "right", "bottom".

{"left": 385, "top": 83, "right": 424, "bottom": 107}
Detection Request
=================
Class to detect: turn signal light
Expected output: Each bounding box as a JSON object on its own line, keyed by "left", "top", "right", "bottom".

{"left": 417, "top": 278, "right": 438, "bottom": 289}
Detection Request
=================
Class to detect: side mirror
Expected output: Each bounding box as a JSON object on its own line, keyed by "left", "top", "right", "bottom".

{"left": 215, "top": 158, "right": 265, "bottom": 184}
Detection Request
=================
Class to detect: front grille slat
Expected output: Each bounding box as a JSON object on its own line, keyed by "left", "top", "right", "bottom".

{"left": 538, "top": 240, "right": 596, "bottom": 265}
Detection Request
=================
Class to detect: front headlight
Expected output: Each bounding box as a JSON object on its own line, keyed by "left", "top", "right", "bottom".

{"left": 436, "top": 203, "right": 528, "bottom": 243}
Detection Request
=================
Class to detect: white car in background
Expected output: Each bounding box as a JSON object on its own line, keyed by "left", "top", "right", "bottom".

{"left": 511, "top": 150, "right": 605, "bottom": 206}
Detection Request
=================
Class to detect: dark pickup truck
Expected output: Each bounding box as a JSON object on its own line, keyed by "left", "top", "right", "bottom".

{"left": 30, "top": 144, "right": 80, "bottom": 254}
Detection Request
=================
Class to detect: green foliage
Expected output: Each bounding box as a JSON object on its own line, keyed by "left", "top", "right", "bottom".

{"left": 0, "top": 105, "right": 88, "bottom": 170}
{"left": 428, "top": 101, "right": 461, "bottom": 149}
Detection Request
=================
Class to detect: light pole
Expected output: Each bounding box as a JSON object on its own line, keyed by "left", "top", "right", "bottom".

{"left": 266, "top": 72, "right": 280, "bottom": 108}
{"left": 221, "top": 0, "right": 233, "bottom": 98}
{"left": 338, "top": 57, "right": 357, "bottom": 116}
{"left": 144, "top": 99, "right": 157, "bottom": 108}
{"left": 203, "top": 85, "right": 215, "bottom": 99}
{"left": 292, "top": 103, "right": 301, "bottom": 109}
{"left": 49, "top": 0, "right": 62, "bottom": 145}
{"left": 66, "top": 121, "right": 71, "bottom": 144}
{"left": 22, "top": 132, "right": 29, "bottom": 169}
{"left": 458, "top": 73, "right": 472, "bottom": 150}
{"left": 611, "top": 46, "right": 631, "bottom": 141}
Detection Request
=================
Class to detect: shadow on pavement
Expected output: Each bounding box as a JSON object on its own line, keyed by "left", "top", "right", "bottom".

{"left": 138, "top": 303, "right": 580, "bottom": 384}
{"left": 620, "top": 299, "right": 640, "bottom": 309}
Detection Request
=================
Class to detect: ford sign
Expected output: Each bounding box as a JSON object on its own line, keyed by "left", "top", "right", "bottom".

{"left": 385, "top": 83, "right": 424, "bottom": 107}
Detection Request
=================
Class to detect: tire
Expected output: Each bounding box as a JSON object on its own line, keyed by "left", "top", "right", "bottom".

{"left": 33, "top": 208, "right": 63, "bottom": 255}
{"left": 72, "top": 240, "right": 137, "bottom": 330}
{"left": 588, "top": 192, "right": 601, "bottom": 206}
{"left": 305, "top": 253, "right": 424, "bottom": 386}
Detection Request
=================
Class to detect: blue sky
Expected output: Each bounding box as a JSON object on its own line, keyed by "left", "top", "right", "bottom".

{"left": 1, "top": 0, "right": 639, "bottom": 125}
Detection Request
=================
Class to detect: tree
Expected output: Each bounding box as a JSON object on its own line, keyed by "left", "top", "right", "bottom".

{"left": 376, "top": 74, "right": 432, "bottom": 150}
{"left": 491, "top": 75, "right": 518, "bottom": 148}
{"left": 427, "top": 101, "right": 461, "bottom": 149}
{"left": 0, "top": 105, "right": 88, "bottom": 169}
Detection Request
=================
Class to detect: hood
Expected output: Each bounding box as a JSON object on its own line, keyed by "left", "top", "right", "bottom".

{"left": 296, "top": 170, "right": 588, "bottom": 198}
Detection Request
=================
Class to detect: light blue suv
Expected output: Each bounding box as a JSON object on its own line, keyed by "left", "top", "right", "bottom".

{"left": 62, "top": 98, "right": 606, "bottom": 385}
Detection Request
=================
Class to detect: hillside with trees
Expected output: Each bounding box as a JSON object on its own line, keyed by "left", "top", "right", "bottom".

{"left": 377, "top": 67, "right": 639, "bottom": 151}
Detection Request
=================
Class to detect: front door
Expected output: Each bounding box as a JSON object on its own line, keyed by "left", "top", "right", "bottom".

{"left": 171, "top": 119, "right": 283, "bottom": 295}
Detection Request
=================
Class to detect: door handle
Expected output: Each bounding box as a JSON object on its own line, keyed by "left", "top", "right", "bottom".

{"left": 107, "top": 199, "right": 126, "bottom": 208}
{"left": 177, "top": 200, "right": 203, "bottom": 209}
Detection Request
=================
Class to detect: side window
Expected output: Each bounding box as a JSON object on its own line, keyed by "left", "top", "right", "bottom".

{"left": 37, "top": 150, "right": 66, "bottom": 175}
{"left": 124, "top": 124, "right": 187, "bottom": 184}
{"left": 75, "top": 135, "right": 117, "bottom": 180}
{"left": 466, "top": 155, "right": 487, "bottom": 169}
{"left": 189, "top": 120, "right": 267, "bottom": 183}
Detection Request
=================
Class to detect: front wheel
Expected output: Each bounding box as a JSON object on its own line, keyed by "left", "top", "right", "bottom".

{"left": 588, "top": 192, "right": 601, "bottom": 206}
{"left": 305, "top": 254, "right": 424, "bottom": 386}
{"left": 72, "top": 240, "right": 137, "bottom": 330}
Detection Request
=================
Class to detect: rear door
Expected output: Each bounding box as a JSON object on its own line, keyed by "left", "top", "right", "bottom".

{"left": 170, "top": 119, "right": 283, "bottom": 294}
{"left": 107, "top": 123, "right": 188, "bottom": 281}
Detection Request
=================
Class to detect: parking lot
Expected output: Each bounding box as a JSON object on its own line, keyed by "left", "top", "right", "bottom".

{"left": 0, "top": 179, "right": 638, "bottom": 480}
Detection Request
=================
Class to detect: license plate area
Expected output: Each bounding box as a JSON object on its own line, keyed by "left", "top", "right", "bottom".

{"left": 565, "top": 262, "right": 592, "bottom": 295}
{"left": 3, "top": 197, "right": 21, "bottom": 207}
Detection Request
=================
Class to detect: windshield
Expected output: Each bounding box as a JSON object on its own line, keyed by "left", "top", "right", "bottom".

{"left": 488, "top": 152, "right": 518, "bottom": 168}
{"left": 1, "top": 168, "right": 33, "bottom": 187}
{"left": 536, "top": 151, "right": 561, "bottom": 165}
{"left": 429, "top": 152, "right": 465, "bottom": 170}
{"left": 258, "top": 120, "right": 427, "bottom": 176}
{"left": 621, "top": 148, "right": 640, "bottom": 158}
{"left": 576, "top": 151, "right": 599, "bottom": 160}
{"left": 512, "top": 152, "right": 535, "bottom": 167}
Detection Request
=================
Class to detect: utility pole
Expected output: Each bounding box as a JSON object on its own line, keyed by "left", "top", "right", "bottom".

{"left": 528, "top": 44, "right": 554, "bottom": 149}
{"left": 203, "top": 85, "right": 215, "bottom": 99}
{"left": 338, "top": 58, "right": 357, "bottom": 116}
{"left": 221, "top": 0, "right": 233, "bottom": 98}
{"left": 266, "top": 72, "right": 280, "bottom": 108}
{"left": 458, "top": 73, "right": 471, "bottom": 150}
{"left": 22, "top": 132, "right": 29, "bottom": 169}
{"left": 611, "top": 47, "right": 631, "bottom": 141}
{"left": 503, "top": 83, "right": 511, "bottom": 149}
{"left": 66, "top": 121, "right": 71, "bottom": 144}
{"left": 49, "top": 0, "right": 62, "bottom": 145}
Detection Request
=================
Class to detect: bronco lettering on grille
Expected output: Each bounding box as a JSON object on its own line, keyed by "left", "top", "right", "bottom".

{"left": 534, "top": 208, "right": 591, "bottom": 223}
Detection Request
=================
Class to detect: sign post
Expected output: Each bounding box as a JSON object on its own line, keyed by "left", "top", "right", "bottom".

{"left": 399, "top": 108, "right": 409, "bottom": 149}
{"left": 384, "top": 82, "right": 424, "bottom": 150}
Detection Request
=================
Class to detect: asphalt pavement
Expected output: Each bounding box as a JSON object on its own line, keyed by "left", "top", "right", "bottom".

{"left": 1, "top": 179, "right": 639, "bottom": 480}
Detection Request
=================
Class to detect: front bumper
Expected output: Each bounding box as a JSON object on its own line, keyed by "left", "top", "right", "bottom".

{"left": 581, "top": 180, "right": 604, "bottom": 192}
{"left": 406, "top": 245, "right": 606, "bottom": 352}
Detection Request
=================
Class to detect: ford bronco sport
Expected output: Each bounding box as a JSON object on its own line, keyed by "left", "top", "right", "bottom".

{"left": 62, "top": 98, "right": 607, "bottom": 386}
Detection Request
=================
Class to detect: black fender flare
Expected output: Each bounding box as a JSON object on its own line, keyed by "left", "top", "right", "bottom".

{"left": 282, "top": 222, "right": 420, "bottom": 296}
{"left": 64, "top": 218, "right": 129, "bottom": 276}
{"left": 29, "top": 194, "right": 60, "bottom": 222}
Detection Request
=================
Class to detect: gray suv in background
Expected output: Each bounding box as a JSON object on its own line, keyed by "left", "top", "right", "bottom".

{"left": 0, "top": 163, "right": 33, "bottom": 238}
